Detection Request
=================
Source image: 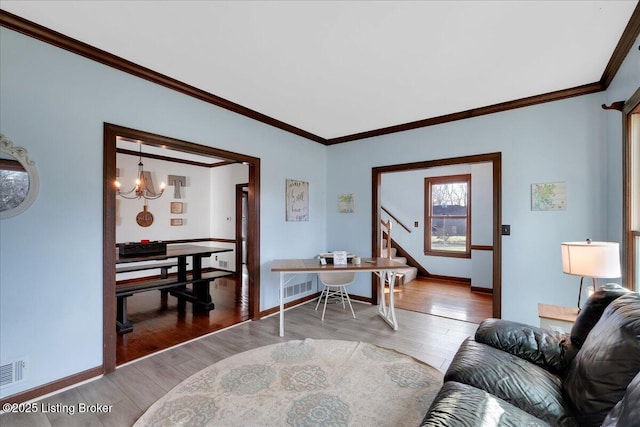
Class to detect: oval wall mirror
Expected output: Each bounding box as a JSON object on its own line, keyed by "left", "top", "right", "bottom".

{"left": 0, "top": 134, "right": 40, "bottom": 219}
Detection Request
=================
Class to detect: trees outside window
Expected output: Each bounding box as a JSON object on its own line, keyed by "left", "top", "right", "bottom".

{"left": 424, "top": 174, "right": 471, "bottom": 257}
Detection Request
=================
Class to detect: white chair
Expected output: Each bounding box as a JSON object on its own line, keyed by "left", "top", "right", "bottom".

{"left": 315, "top": 271, "right": 356, "bottom": 321}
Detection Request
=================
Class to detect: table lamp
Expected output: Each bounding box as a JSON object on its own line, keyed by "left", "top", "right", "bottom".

{"left": 561, "top": 239, "right": 621, "bottom": 311}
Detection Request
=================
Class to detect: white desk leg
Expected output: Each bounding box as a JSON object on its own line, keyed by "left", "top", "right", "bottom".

{"left": 377, "top": 270, "right": 398, "bottom": 330}
{"left": 377, "top": 270, "right": 387, "bottom": 318}
{"left": 279, "top": 272, "right": 285, "bottom": 337}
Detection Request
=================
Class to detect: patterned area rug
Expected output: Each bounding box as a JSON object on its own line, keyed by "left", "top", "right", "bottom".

{"left": 134, "top": 339, "right": 442, "bottom": 426}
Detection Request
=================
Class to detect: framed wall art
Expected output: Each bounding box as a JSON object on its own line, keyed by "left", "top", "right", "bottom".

{"left": 338, "top": 193, "right": 355, "bottom": 213}
{"left": 285, "top": 179, "right": 309, "bottom": 221}
{"left": 531, "top": 182, "right": 567, "bottom": 211}
{"left": 170, "top": 202, "right": 183, "bottom": 214}
{"left": 170, "top": 218, "right": 183, "bottom": 226}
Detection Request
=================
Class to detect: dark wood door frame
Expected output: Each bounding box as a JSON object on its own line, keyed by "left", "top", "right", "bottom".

{"left": 103, "top": 123, "right": 261, "bottom": 373}
{"left": 235, "top": 183, "right": 248, "bottom": 281}
{"left": 622, "top": 88, "right": 640, "bottom": 291}
{"left": 371, "top": 152, "right": 502, "bottom": 318}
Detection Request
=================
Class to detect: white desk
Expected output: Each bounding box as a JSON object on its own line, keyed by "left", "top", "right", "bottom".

{"left": 271, "top": 258, "right": 407, "bottom": 336}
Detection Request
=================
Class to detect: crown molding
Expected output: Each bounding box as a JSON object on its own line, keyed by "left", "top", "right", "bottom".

{"left": 2, "top": 4, "right": 638, "bottom": 146}
{"left": 326, "top": 82, "right": 604, "bottom": 145}
{"left": 600, "top": 2, "right": 640, "bottom": 89}
{"left": 0, "top": 9, "right": 325, "bottom": 144}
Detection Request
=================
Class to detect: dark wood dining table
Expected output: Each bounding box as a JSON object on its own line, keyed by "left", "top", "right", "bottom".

{"left": 116, "top": 244, "right": 232, "bottom": 333}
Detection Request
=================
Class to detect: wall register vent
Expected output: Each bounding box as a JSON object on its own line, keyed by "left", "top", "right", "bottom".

{"left": 0, "top": 358, "right": 27, "bottom": 388}
{"left": 285, "top": 281, "right": 313, "bottom": 299}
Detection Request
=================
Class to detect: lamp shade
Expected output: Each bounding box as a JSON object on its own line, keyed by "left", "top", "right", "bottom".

{"left": 561, "top": 241, "right": 621, "bottom": 278}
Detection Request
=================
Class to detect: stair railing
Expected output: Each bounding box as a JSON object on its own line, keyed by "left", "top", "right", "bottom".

{"left": 381, "top": 206, "right": 412, "bottom": 233}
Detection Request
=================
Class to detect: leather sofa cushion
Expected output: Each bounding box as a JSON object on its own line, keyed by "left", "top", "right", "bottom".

{"left": 445, "top": 338, "right": 577, "bottom": 426}
{"left": 421, "top": 381, "right": 554, "bottom": 427}
{"left": 475, "top": 318, "right": 576, "bottom": 374}
{"left": 570, "top": 284, "right": 631, "bottom": 349}
{"left": 602, "top": 371, "right": 640, "bottom": 427}
{"left": 564, "top": 293, "right": 640, "bottom": 427}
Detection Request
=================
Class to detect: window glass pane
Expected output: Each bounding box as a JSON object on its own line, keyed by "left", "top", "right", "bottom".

{"left": 431, "top": 183, "right": 468, "bottom": 215}
{"left": 425, "top": 176, "right": 470, "bottom": 256}
{"left": 430, "top": 218, "right": 467, "bottom": 252}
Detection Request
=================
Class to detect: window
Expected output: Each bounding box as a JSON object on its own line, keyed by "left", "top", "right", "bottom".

{"left": 424, "top": 174, "right": 471, "bottom": 257}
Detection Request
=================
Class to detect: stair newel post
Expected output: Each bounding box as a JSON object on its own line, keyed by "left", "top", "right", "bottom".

{"left": 381, "top": 219, "right": 392, "bottom": 259}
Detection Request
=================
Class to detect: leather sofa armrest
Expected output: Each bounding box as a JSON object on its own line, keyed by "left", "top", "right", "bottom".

{"left": 475, "top": 318, "right": 578, "bottom": 375}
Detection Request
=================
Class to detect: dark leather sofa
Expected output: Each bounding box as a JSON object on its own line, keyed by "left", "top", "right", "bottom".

{"left": 421, "top": 285, "right": 640, "bottom": 427}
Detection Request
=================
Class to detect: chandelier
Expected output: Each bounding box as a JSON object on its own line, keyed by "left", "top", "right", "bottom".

{"left": 115, "top": 144, "right": 165, "bottom": 200}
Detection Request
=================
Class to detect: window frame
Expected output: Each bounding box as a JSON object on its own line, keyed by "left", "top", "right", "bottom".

{"left": 424, "top": 174, "right": 471, "bottom": 258}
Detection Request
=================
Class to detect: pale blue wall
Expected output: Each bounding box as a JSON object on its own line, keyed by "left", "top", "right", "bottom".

{"left": 1, "top": 26, "right": 637, "bottom": 400}
{"left": 0, "top": 28, "right": 326, "bottom": 398}
{"left": 380, "top": 163, "right": 492, "bottom": 280}
{"left": 327, "top": 64, "right": 638, "bottom": 324}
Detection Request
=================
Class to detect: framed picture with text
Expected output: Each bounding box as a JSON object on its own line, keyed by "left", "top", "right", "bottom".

{"left": 285, "top": 179, "right": 309, "bottom": 221}
{"left": 170, "top": 202, "right": 183, "bottom": 214}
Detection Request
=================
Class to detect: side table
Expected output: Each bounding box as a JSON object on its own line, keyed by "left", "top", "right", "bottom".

{"left": 538, "top": 303, "right": 579, "bottom": 333}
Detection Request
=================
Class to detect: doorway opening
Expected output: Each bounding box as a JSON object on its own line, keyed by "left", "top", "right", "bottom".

{"left": 372, "top": 152, "right": 502, "bottom": 320}
{"left": 103, "top": 123, "right": 261, "bottom": 373}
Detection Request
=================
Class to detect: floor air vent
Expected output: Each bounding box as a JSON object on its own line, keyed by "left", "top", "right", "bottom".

{"left": 0, "top": 358, "right": 26, "bottom": 388}
{"left": 284, "top": 281, "right": 313, "bottom": 298}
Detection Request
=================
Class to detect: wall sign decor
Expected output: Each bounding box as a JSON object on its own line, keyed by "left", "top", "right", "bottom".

{"left": 531, "top": 182, "right": 567, "bottom": 211}
{"left": 338, "top": 193, "right": 355, "bottom": 213}
{"left": 285, "top": 179, "right": 309, "bottom": 221}
{"left": 170, "top": 218, "right": 183, "bottom": 226}
{"left": 168, "top": 175, "right": 187, "bottom": 198}
{"left": 136, "top": 205, "right": 154, "bottom": 227}
{"left": 170, "top": 202, "right": 183, "bottom": 214}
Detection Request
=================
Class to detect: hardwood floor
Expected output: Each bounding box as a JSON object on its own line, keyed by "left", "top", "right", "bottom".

{"left": 116, "top": 274, "right": 490, "bottom": 364}
{"left": 389, "top": 277, "right": 493, "bottom": 324}
{"left": 1, "top": 275, "right": 492, "bottom": 426}
{"left": 0, "top": 302, "right": 478, "bottom": 427}
{"left": 116, "top": 276, "right": 249, "bottom": 365}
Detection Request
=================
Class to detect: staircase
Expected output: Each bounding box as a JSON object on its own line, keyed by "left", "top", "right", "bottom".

{"left": 380, "top": 240, "right": 418, "bottom": 286}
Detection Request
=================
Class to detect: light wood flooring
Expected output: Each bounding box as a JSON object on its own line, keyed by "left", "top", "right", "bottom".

{"left": 390, "top": 277, "right": 493, "bottom": 324}
{"left": 1, "top": 301, "right": 479, "bottom": 427}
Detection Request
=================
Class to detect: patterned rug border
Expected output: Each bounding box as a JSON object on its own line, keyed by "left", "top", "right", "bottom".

{"left": 134, "top": 338, "right": 443, "bottom": 426}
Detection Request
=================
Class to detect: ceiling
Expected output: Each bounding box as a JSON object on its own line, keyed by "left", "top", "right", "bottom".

{"left": 1, "top": 1, "right": 638, "bottom": 142}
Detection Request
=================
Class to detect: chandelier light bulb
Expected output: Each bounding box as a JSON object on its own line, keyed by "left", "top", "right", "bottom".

{"left": 115, "top": 143, "right": 165, "bottom": 201}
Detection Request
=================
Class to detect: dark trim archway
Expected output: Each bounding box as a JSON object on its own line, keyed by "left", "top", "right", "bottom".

{"left": 622, "top": 88, "right": 640, "bottom": 291}
{"left": 103, "top": 123, "right": 260, "bottom": 373}
{"left": 236, "top": 183, "right": 249, "bottom": 282}
{"left": 372, "top": 152, "right": 502, "bottom": 318}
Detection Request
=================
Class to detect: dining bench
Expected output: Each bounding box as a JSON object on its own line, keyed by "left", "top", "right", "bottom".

{"left": 115, "top": 269, "right": 233, "bottom": 334}
{"left": 115, "top": 261, "right": 180, "bottom": 279}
